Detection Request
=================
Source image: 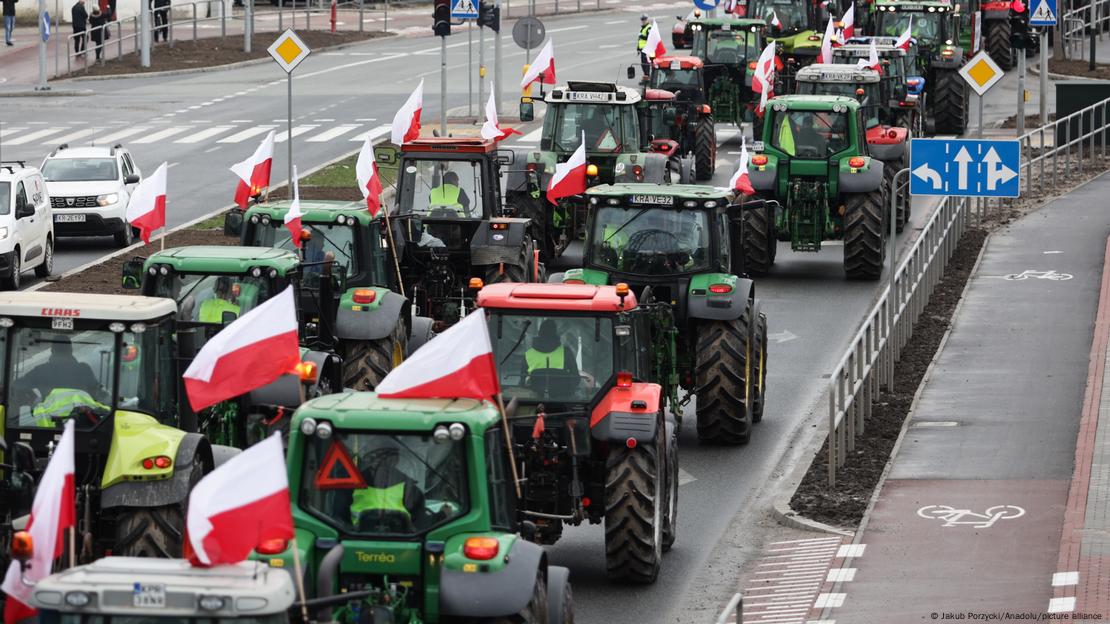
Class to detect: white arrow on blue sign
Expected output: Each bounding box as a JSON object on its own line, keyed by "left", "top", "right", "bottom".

{"left": 1030, "top": 0, "right": 1056, "bottom": 26}
{"left": 909, "top": 138, "right": 1021, "bottom": 198}
{"left": 452, "top": 0, "right": 479, "bottom": 19}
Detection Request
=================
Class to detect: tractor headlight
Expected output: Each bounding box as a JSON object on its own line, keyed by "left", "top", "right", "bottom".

{"left": 251, "top": 267, "right": 262, "bottom": 278}
{"left": 433, "top": 425, "right": 450, "bottom": 443}
{"left": 109, "top": 322, "right": 125, "bottom": 333}
{"left": 64, "top": 592, "right": 91, "bottom": 607}
{"left": 129, "top": 323, "right": 147, "bottom": 334}
{"left": 300, "top": 418, "right": 317, "bottom": 436}
{"left": 261, "top": 216, "right": 272, "bottom": 225}
{"left": 316, "top": 421, "right": 333, "bottom": 439}
{"left": 0, "top": 317, "right": 12, "bottom": 328}
{"left": 704, "top": 200, "right": 718, "bottom": 208}
{"left": 448, "top": 423, "right": 466, "bottom": 441}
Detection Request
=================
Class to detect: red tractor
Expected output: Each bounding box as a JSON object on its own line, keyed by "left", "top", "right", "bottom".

{"left": 644, "top": 56, "right": 718, "bottom": 180}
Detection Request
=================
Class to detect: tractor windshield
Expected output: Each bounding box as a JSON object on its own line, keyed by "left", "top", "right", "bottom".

{"left": 544, "top": 103, "right": 639, "bottom": 154}
{"left": 693, "top": 29, "right": 760, "bottom": 64}
{"left": 248, "top": 222, "right": 361, "bottom": 282}
{"left": 878, "top": 12, "right": 942, "bottom": 43}
{"left": 488, "top": 312, "right": 615, "bottom": 403}
{"left": 749, "top": 0, "right": 808, "bottom": 33}
{"left": 796, "top": 82, "right": 882, "bottom": 127}
{"left": 301, "top": 430, "right": 469, "bottom": 536}
{"left": 590, "top": 205, "right": 711, "bottom": 275}
{"left": 650, "top": 67, "right": 700, "bottom": 91}
{"left": 149, "top": 273, "right": 276, "bottom": 325}
{"left": 4, "top": 323, "right": 175, "bottom": 429}
{"left": 398, "top": 159, "right": 484, "bottom": 219}
{"left": 769, "top": 109, "right": 851, "bottom": 158}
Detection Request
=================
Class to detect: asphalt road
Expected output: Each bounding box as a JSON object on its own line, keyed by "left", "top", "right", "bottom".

{"left": 3, "top": 10, "right": 1031, "bottom": 622}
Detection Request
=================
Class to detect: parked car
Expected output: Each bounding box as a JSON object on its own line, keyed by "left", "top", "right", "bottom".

{"left": 0, "top": 161, "right": 54, "bottom": 289}
{"left": 41, "top": 143, "right": 142, "bottom": 247}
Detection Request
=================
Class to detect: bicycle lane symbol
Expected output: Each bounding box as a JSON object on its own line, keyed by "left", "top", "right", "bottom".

{"left": 916, "top": 505, "right": 1026, "bottom": 528}
{"left": 981, "top": 270, "right": 1074, "bottom": 281}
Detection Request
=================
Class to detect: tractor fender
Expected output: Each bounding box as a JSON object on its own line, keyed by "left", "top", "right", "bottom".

{"left": 547, "top": 566, "right": 573, "bottom": 624}
{"left": 686, "top": 275, "right": 754, "bottom": 321}
{"left": 868, "top": 141, "right": 906, "bottom": 162}
{"left": 470, "top": 218, "right": 530, "bottom": 268}
{"left": 749, "top": 163, "right": 777, "bottom": 191}
{"left": 100, "top": 433, "right": 212, "bottom": 509}
{"left": 336, "top": 289, "right": 407, "bottom": 341}
{"left": 639, "top": 153, "right": 670, "bottom": 184}
{"left": 982, "top": 8, "right": 1011, "bottom": 20}
{"left": 590, "top": 383, "right": 662, "bottom": 443}
{"left": 211, "top": 444, "right": 240, "bottom": 469}
{"left": 299, "top": 349, "right": 343, "bottom": 396}
{"left": 247, "top": 373, "right": 302, "bottom": 409}
{"left": 679, "top": 156, "right": 695, "bottom": 184}
{"left": 440, "top": 538, "right": 546, "bottom": 618}
{"left": 407, "top": 315, "right": 435, "bottom": 356}
{"left": 839, "top": 159, "right": 885, "bottom": 194}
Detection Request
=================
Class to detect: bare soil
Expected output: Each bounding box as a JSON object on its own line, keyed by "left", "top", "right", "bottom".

{"left": 999, "top": 112, "right": 1057, "bottom": 129}
{"left": 1048, "top": 58, "right": 1110, "bottom": 80}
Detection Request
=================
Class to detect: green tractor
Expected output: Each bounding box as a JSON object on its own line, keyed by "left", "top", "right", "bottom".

{"left": 225, "top": 200, "right": 423, "bottom": 391}
{"left": 477, "top": 282, "right": 680, "bottom": 582}
{"left": 871, "top": 0, "right": 969, "bottom": 135}
{"left": 685, "top": 18, "right": 771, "bottom": 136}
{"left": 558, "top": 184, "right": 770, "bottom": 445}
{"left": 746, "top": 94, "right": 888, "bottom": 279}
{"left": 747, "top": 0, "right": 825, "bottom": 67}
{"left": 0, "top": 291, "right": 227, "bottom": 565}
{"left": 832, "top": 38, "right": 927, "bottom": 136}
{"left": 258, "top": 392, "right": 573, "bottom": 623}
{"left": 121, "top": 245, "right": 344, "bottom": 447}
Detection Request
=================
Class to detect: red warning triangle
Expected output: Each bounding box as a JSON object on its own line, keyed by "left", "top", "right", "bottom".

{"left": 314, "top": 440, "right": 367, "bottom": 490}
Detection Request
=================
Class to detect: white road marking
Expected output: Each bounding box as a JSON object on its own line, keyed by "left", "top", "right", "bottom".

{"left": 605, "top": 19, "right": 626, "bottom": 23}
{"left": 813, "top": 594, "right": 846, "bottom": 609}
{"left": 1052, "top": 571, "right": 1079, "bottom": 586}
{"left": 204, "top": 146, "right": 221, "bottom": 153}
{"left": 132, "top": 126, "right": 192, "bottom": 144}
{"left": 770, "top": 538, "right": 842, "bottom": 546}
{"left": 5, "top": 127, "right": 67, "bottom": 145}
{"left": 307, "top": 124, "right": 361, "bottom": 142}
{"left": 515, "top": 127, "right": 543, "bottom": 143}
{"left": 175, "top": 126, "right": 234, "bottom": 144}
{"left": 678, "top": 467, "right": 696, "bottom": 485}
{"left": 349, "top": 124, "right": 391, "bottom": 143}
{"left": 836, "top": 544, "right": 866, "bottom": 558}
{"left": 230, "top": 119, "right": 253, "bottom": 123}
{"left": 45, "top": 128, "right": 102, "bottom": 145}
{"left": 1047, "top": 597, "right": 1076, "bottom": 613}
{"left": 275, "top": 125, "right": 319, "bottom": 143}
{"left": 92, "top": 126, "right": 151, "bottom": 144}
{"left": 546, "top": 25, "right": 589, "bottom": 32}
{"left": 825, "top": 568, "right": 856, "bottom": 582}
{"left": 218, "top": 125, "right": 278, "bottom": 144}
{"left": 167, "top": 161, "right": 179, "bottom": 168}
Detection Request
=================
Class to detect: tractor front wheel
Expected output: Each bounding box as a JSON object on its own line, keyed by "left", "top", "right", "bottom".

{"left": 843, "top": 189, "right": 886, "bottom": 280}
{"left": 741, "top": 199, "right": 775, "bottom": 275}
{"left": 604, "top": 421, "right": 665, "bottom": 583}
{"left": 695, "top": 313, "right": 753, "bottom": 445}
{"left": 694, "top": 114, "right": 716, "bottom": 181}
{"left": 342, "top": 319, "right": 407, "bottom": 391}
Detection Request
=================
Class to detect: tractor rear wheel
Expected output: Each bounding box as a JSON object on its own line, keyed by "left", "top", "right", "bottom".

{"left": 342, "top": 320, "right": 407, "bottom": 391}
{"left": 986, "top": 18, "right": 1014, "bottom": 70}
{"left": 752, "top": 313, "right": 767, "bottom": 424}
{"left": 604, "top": 422, "right": 664, "bottom": 583}
{"left": 661, "top": 419, "right": 679, "bottom": 552}
{"left": 695, "top": 312, "right": 753, "bottom": 445}
{"left": 694, "top": 114, "right": 716, "bottom": 181}
{"left": 843, "top": 189, "right": 886, "bottom": 280}
{"left": 487, "top": 570, "right": 549, "bottom": 623}
{"left": 485, "top": 240, "right": 536, "bottom": 284}
{"left": 741, "top": 200, "right": 775, "bottom": 275}
{"left": 510, "top": 191, "right": 557, "bottom": 264}
{"left": 114, "top": 456, "right": 202, "bottom": 558}
{"left": 932, "top": 71, "right": 968, "bottom": 135}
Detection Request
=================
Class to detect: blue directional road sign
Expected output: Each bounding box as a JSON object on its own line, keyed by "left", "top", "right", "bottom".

{"left": 1029, "top": 0, "right": 1056, "bottom": 26}
{"left": 451, "top": 0, "right": 479, "bottom": 19}
{"left": 909, "top": 138, "right": 1020, "bottom": 198}
{"left": 693, "top": 0, "right": 721, "bottom": 11}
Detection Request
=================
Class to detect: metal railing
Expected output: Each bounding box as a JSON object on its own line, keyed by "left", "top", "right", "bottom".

{"left": 1062, "top": 0, "right": 1110, "bottom": 61}
{"left": 1015, "top": 95, "right": 1110, "bottom": 198}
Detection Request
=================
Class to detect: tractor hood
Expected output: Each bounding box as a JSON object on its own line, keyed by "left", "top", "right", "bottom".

{"left": 101, "top": 410, "right": 187, "bottom": 488}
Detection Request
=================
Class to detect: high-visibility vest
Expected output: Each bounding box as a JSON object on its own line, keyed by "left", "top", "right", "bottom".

{"left": 525, "top": 345, "right": 565, "bottom": 373}
{"left": 428, "top": 184, "right": 464, "bottom": 213}
{"left": 638, "top": 23, "right": 650, "bottom": 50}
{"left": 602, "top": 224, "right": 629, "bottom": 249}
{"left": 33, "top": 388, "right": 108, "bottom": 427}
{"left": 198, "top": 298, "right": 240, "bottom": 324}
{"left": 351, "top": 482, "right": 410, "bottom": 524}
{"left": 778, "top": 117, "right": 796, "bottom": 156}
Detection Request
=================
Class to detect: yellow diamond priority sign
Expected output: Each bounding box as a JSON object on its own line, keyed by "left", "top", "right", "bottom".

{"left": 268, "top": 29, "right": 310, "bottom": 74}
{"left": 958, "top": 50, "right": 1004, "bottom": 97}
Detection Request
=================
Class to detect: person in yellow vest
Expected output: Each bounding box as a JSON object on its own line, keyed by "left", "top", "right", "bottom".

{"left": 19, "top": 337, "right": 106, "bottom": 426}
{"left": 350, "top": 447, "right": 425, "bottom": 532}
{"left": 427, "top": 171, "right": 471, "bottom": 216}
{"left": 637, "top": 14, "right": 651, "bottom": 82}
{"left": 525, "top": 319, "right": 579, "bottom": 379}
{"left": 198, "top": 276, "right": 241, "bottom": 324}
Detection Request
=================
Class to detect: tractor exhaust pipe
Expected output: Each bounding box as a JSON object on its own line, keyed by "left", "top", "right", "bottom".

{"left": 315, "top": 543, "right": 344, "bottom": 623}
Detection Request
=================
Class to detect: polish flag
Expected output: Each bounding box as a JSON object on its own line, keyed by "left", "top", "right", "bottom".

{"left": 545, "top": 132, "right": 587, "bottom": 205}
{"left": 751, "top": 41, "right": 777, "bottom": 115}
{"left": 284, "top": 166, "right": 304, "bottom": 248}
{"left": 1, "top": 420, "right": 76, "bottom": 624}
{"left": 521, "top": 39, "right": 556, "bottom": 88}
{"left": 729, "top": 138, "right": 755, "bottom": 196}
{"left": 183, "top": 286, "right": 301, "bottom": 411}
{"left": 186, "top": 433, "right": 293, "bottom": 567}
{"left": 376, "top": 308, "right": 500, "bottom": 400}
{"left": 480, "top": 90, "right": 522, "bottom": 143}
{"left": 770, "top": 9, "right": 781, "bottom": 27}
{"left": 644, "top": 20, "right": 666, "bottom": 59}
{"left": 819, "top": 16, "right": 836, "bottom": 63}
{"left": 355, "top": 134, "right": 384, "bottom": 217}
{"left": 391, "top": 79, "right": 424, "bottom": 146}
{"left": 231, "top": 131, "right": 274, "bottom": 209}
{"left": 839, "top": 3, "right": 855, "bottom": 41}
{"left": 857, "top": 38, "right": 882, "bottom": 73}
{"left": 125, "top": 161, "right": 167, "bottom": 245}
{"left": 895, "top": 17, "right": 913, "bottom": 50}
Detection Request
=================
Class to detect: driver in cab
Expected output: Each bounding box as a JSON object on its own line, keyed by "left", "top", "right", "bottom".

{"left": 20, "top": 336, "right": 108, "bottom": 427}
{"left": 427, "top": 170, "right": 472, "bottom": 217}
{"left": 350, "top": 446, "right": 426, "bottom": 532}
{"left": 525, "top": 319, "right": 580, "bottom": 381}
{"left": 198, "top": 276, "right": 241, "bottom": 324}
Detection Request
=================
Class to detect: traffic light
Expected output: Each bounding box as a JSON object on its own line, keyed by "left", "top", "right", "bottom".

{"left": 433, "top": 0, "right": 451, "bottom": 37}
{"left": 1009, "top": 13, "right": 1037, "bottom": 49}
{"left": 478, "top": 1, "right": 500, "bottom": 32}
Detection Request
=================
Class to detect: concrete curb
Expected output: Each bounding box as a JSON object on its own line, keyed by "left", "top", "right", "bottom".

{"left": 0, "top": 88, "right": 96, "bottom": 97}
{"left": 1029, "top": 62, "right": 1102, "bottom": 81}
{"left": 770, "top": 441, "right": 855, "bottom": 537}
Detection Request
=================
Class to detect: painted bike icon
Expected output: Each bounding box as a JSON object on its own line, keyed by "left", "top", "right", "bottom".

{"left": 997, "top": 270, "right": 1073, "bottom": 281}
{"left": 916, "top": 505, "right": 1026, "bottom": 528}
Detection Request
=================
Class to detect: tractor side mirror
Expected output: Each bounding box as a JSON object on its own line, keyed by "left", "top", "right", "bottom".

{"left": 224, "top": 209, "right": 244, "bottom": 237}
{"left": 495, "top": 149, "right": 516, "bottom": 166}
{"left": 374, "top": 144, "right": 399, "bottom": 166}
{"left": 519, "top": 98, "right": 535, "bottom": 122}
{"left": 626, "top": 65, "right": 637, "bottom": 80}
{"left": 121, "top": 257, "right": 145, "bottom": 290}
{"left": 221, "top": 311, "right": 237, "bottom": 325}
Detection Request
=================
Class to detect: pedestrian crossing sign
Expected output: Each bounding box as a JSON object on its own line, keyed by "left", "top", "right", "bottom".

{"left": 268, "top": 29, "right": 311, "bottom": 74}
{"left": 452, "top": 0, "right": 479, "bottom": 19}
{"left": 1029, "top": 0, "right": 1056, "bottom": 26}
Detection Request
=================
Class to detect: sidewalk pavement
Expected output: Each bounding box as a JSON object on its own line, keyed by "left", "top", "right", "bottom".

{"left": 811, "top": 172, "right": 1110, "bottom": 622}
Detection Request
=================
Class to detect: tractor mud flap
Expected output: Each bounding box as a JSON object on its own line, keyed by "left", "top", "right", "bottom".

{"left": 592, "top": 411, "right": 658, "bottom": 444}
{"left": 749, "top": 167, "right": 776, "bottom": 191}
{"left": 101, "top": 433, "right": 210, "bottom": 509}
{"left": 869, "top": 142, "right": 905, "bottom": 162}
{"left": 687, "top": 278, "right": 753, "bottom": 321}
{"left": 839, "top": 162, "right": 885, "bottom": 194}
{"left": 248, "top": 373, "right": 302, "bottom": 409}
{"left": 440, "top": 539, "right": 545, "bottom": 618}
{"left": 407, "top": 315, "right": 435, "bottom": 357}
{"left": 336, "top": 290, "right": 406, "bottom": 341}
{"left": 211, "top": 445, "right": 240, "bottom": 468}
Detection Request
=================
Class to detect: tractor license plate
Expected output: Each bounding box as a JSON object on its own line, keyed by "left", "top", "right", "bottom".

{"left": 50, "top": 318, "right": 73, "bottom": 331}
{"left": 54, "top": 214, "right": 86, "bottom": 223}
{"left": 567, "top": 92, "right": 610, "bottom": 102}
{"left": 631, "top": 194, "right": 673, "bottom": 206}
{"left": 133, "top": 582, "right": 166, "bottom": 608}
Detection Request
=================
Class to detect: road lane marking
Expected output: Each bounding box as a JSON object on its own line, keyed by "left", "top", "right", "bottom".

{"left": 835, "top": 544, "right": 866, "bottom": 558}
{"left": 307, "top": 124, "right": 361, "bottom": 142}
{"left": 5, "top": 127, "right": 67, "bottom": 145}
{"left": 43, "top": 128, "right": 101, "bottom": 145}
{"left": 813, "top": 593, "right": 845, "bottom": 608}
{"left": 218, "top": 125, "right": 278, "bottom": 144}
{"left": 349, "top": 124, "right": 391, "bottom": 142}
{"left": 175, "top": 126, "right": 235, "bottom": 144}
{"left": 1052, "top": 571, "right": 1079, "bottom": 586}
{"left": 275, "top": 125, "right": 320, "bottom": 143}
{"left": 132, "top": 127, "right": 192, "bottom": 144}
{"left": 92, "top": 127, "right": 151, "bottom": 144}
{"left": 825, "top": 568, "right": 856, "bottom": 582}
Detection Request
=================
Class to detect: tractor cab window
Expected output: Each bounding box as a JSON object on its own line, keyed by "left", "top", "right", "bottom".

{"left": 485, "top": 428, "right": 516, "bottom": 530}
{"left": 488, "top": 313, "right": 615, "bottom": 403}
{"left": 650, "top": 67, "right": 699, "bottom": 91}
{"left": 545, "top": 103, "right": 638, "bottom": 154}
{"left": 770, "top": 109, "right": 850, "bottom": 158}
{"left": 151, "top": 273, "right": 274, "bottom": 325}
{"left": 301, "top": 431, "right": 468, "bottom": 536}
{"left": 399, "top": 159, "right": 483, "bottom": 219}
{"left": 879, "top": 12, "right": 941, "bottom": 42}
{"left": 590, "top": 205, "right": 711, "bottom": 275}
{"left": 796, "top": 82, "right": 881, "bottom": 127}
{"left": 248, "top": 222, "right": 360, "bottom": 283}
{"left": 698, "top": 30, "right": 759, "bottom": 64}
{"left": 751, "top": 0, "right": 807, "bottom": 32}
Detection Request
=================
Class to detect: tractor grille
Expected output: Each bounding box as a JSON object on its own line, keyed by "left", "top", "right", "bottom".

{"left": 52, "top": 195, "right": 98, "bottom": 209}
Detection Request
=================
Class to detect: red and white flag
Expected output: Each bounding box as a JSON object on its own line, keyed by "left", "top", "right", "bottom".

{"left": 376, "top": 308, "right": 500, "bottom": 400}
{"left": 839, "top": 3, "right": 855, "bottom": 40}
{"left": 857, "top": 38, "right": 882, "bottom": 72}
{"left": 752, "top": 41, "right": 777, "bottom": 115}
{"left": 183, "top": 286, "right": 301, "bottom": 411}
{"left": 819, "top": 16, "right": 836, "bottom": 63}
{"left": 729, "top": 138, "right": 755, "bottom": 196}
{"left": 894, "top": 16, "right": 913, "bottom": 50}
{"left": 644, "top": 20, "right": 666, "bottom": 59}
{"left": 355, "top": 134, "right": 384, "bottom": 217}
{"left": 284, "top": 166, "right": 304, "bottom": 248}
{"left": 391, "top": 79, "right": 424, "bottom": 146}
{"left": 480, "top": 91, "right": 522, "bottom": 143}
{"left": 770, "top": 9, "right": 781, "bottom": 27}
{"left": 186, "top": 433, "right": 293, "bottom": 567}
{"left": 231, "top": 131, "right": 274, "bottom": 209}
{"left": 546, "top": 132, "right": 587, "bottom": 205}
{"left": 125, "top": 161, "right": 167, "bottom": 245}
{"left": 1, "top": 420, "right": 76, "bottom": 624}
{"left": 521, "top": 39, "right": 556, "bottom": 88}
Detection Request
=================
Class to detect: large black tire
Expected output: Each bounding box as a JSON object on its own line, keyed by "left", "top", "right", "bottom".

{"left": 884, "top": 160, "right": 907, "bottom": 234}
{"left": 694, "top": 114, "right": 716, "bottom": 181}
{"left": 843, "top": 190, "right": 886, "bottom": 280}
{"left": 485, "top": 260, "right": 528, "bottom": 284}
{"left": 751, "top": 313, "right": 767, "bottom": 424}
{"left": 341, "top": 319, "right": 407, "bottom": 391}
{"left": 661, "top": 419, "right": 679, "bottom": 552}
{"left": 114, "top": 456, "right": 202, "bottom": 558}
{"left": 114, "top": 223, "right": 135, "bottom": 248}
{"left": 741, "top": 201, "right": 775, "bottom": 275}
{"left": 4, "top": 248, "right": 20, "bottom": 290}
{"left": 695, "top": 313, "right": 753, "bottom": 445}
{"left": 932, "top": 70, "right": 968, "bottom": 135}
{"left": 511, "top": 191, "right": 558, "bottom": 264}
{"left": 986, "top": 18, "right": 1014, "bottom": 70}
{"left": 604, "top": 424, "right": 664, "bottom": 584}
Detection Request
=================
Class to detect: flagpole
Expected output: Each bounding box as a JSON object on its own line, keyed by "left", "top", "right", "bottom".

{"left": 290, "top": 536, "right": 311, "bottom": 623}
{"left": 68, "top": 526, "right": 75, "bottom": 569}
{"left": 382, "top": 208, "right": 406, "bottom": 299}
{"left": 494, "top": 393, "right": 522, "bottom": 498}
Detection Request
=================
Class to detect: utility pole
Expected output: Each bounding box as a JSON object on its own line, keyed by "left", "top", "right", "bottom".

{"left": 36, "top": 0, "right": 49, "bottom": 90}
{"left": 434, "top": 0, "right": 451, "bottom": 135}
{"left": 140, "top": 0, "right": 151, "bottom": 67}
{"left": 494, "top": 0, "right": 502, "bottom": 114}
{"left": 1040, "top": 26, "right": 1048, "bottom": 125}
{"left": 1017, "top": 45, "right": 1026, "bottom": 135}
{"left": 479, "top": 17, "right": 485, "bottom": 115}
{"left": 244, "top": 0, "right": 253, "bottom": 53}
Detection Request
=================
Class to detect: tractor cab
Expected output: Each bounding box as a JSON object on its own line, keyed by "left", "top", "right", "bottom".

{"left": 871, "top": 0, "right": 964, "bottom": 68}
{"left": 644, "top": 58, "right": 717, "bottom": 179}
{"left": 649, "top": 56, "right": 707, "bottom": 104}
{"left": 688, "top": 18, "right": 767, "bottom": 125}
{"left": 794, "top": 64, "right": 886, "bottom": 128}
{"left": 746, "top": 0, "right": 824, "bottom": 64}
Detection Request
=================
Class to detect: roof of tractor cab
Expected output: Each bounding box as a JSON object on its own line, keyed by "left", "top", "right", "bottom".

{"left": 689, "top": 17, "right": 766, "bottom": 29}
{"left": 834, "top": 43, "right": 905, "bottom": 57}
{"left": 294, "top": 392, "right": 502, "bottom": 432}
{"left": 873, "top": 0, "right": 953, "bottom": 9}
{"left": 796, "top": 63, "right": 881, "bottom": 83}
{"left": 0, "top": 291, "right": 176, "bottom": 322}
{"left": 478, "top": 283, "right": 639, "bottom": 313}
{"left": 544, "top": 82, "right": 641, "bottom": 105}
{"left": 586, "top": 182, "right": 735, "bottom": 201}
{"left": 644, "top": 88, "right": 678, "bottom": 101}
{"left": 653, "top": 55, "right": 704, "bottom": 69}
{"left": 245, "top": 199, "right": 375, "bottom": 224}
{"left": 145, "top": 246, "right": 301, "bottom": 274}
{"left": 402, "top": 137, "right": 497, "bottom": 154}
{"left": 768, "top": 94, "right": 862, "bottom": 111}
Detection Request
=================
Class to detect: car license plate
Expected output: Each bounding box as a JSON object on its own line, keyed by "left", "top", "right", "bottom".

{"left": 50, "top": 318, "right": 73, "bottom": 331}
{"left": 133, "top": 582, "right": 166, "bottom": 608}
{"left": 54, "top": 214, "right": 86, "bottom": 223}
{"left": 631, "top": 194, "right": 673, "bottom": 205}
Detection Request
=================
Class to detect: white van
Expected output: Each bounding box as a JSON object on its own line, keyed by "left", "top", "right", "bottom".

{"left": 0, "top": 162, "right": 54, "bottom": 289}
